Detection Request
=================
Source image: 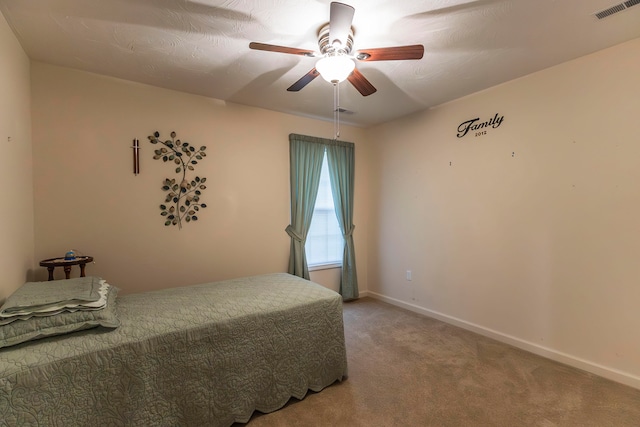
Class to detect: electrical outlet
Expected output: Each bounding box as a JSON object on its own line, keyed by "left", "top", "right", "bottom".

{"left": 406, "top": 270, "right": 412, "bottom": 281}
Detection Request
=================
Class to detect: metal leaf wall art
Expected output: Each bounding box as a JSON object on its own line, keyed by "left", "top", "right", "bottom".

{"left": 148, "top": 131, "right": 207, "bottom": 228}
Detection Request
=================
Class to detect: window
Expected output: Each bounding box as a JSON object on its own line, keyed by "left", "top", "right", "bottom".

{"left": 306, "top": 151, "right": 343, "bottom": 268}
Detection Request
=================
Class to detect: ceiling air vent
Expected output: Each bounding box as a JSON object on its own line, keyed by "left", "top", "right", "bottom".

{"left": 594, "top": 0, "right": 640, "bottom": 19}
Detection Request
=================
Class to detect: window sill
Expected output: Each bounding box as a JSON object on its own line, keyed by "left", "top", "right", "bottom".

{"left": 309, "top": 262, "right": 342, "bottom": 272}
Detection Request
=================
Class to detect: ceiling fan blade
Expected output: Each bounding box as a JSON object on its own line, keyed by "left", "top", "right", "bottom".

{"left": 329, "top": 2, "right": 355, "bottom": 49}
{"left": 287, "top": 68, "right": 320, "bottom": 92}
{"left": 355, "top": 45, "right": 425, "bottom": 61}
{"left": 249, "top": 42, "right": 315, "bottom": 56}
{"left": 347, "top": 68, "right": 377, "bottom": 96}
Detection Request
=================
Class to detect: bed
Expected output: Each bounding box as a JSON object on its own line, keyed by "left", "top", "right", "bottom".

{"left": 0, "top": 273, "right": 348, "bottom": 426}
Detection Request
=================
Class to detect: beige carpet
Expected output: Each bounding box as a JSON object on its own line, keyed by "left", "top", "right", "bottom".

{"left": 242, "top": 297, "right": 640, "bottom": 426}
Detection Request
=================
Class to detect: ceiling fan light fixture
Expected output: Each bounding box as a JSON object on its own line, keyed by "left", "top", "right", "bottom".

{"left": 316, "top": 54, "right": 355, "bottom": 83}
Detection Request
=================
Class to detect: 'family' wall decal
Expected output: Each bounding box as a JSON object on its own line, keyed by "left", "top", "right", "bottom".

{"left": 457, "top": 113, "right": 505, "bottom": 138}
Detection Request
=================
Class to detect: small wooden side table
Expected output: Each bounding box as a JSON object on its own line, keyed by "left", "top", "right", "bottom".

{"left": 39, "top": 256, "right": 94, "bottom": 281}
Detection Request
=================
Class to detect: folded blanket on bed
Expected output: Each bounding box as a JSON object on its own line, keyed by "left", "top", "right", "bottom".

{"left": 0, "top": 276, "right": 103, "bottom": 318}
{"left": 0, "top": 281, "right": 111, "bottom": 325}
{"left": 0, "top": 277, "right": 120, "bottom": 349}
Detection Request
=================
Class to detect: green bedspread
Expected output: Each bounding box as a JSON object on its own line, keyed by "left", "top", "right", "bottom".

{"left": 0, "top": 273, "right": 348, "bottom": 426}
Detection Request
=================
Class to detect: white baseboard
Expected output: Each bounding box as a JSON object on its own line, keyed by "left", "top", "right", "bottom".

{"left": 365, "top": 291, "right": 640, "bottom": 391}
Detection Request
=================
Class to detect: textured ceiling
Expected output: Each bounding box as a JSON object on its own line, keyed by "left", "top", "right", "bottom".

{"left": 1, "top": 0, "right": 639, "bottom": 127}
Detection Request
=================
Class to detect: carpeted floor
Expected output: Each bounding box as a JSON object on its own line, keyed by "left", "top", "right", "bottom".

{"left": 243, "top": 297, "right": 640, "bottom": 426}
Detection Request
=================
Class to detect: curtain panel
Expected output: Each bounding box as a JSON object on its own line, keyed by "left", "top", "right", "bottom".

{"left": 326, "top": 143, "right": 358, "bottom": 301}
{"left": 287, "top": 134, "right": 359, "bottom": 300}
{"left": 286, "top": 135, "right": 325, "bottom": 280}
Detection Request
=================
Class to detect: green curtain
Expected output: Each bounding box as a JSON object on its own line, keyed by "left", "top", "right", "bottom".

{"left": 286, "top": 135, "right": 325, "bottom": 280}
{"left": 287, "top": 133, "right": 359, "bottom": 300}
{"left": 326, "top": 142, "right": 359, "bottom": 301}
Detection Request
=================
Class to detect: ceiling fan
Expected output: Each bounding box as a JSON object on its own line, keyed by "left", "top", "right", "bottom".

{"left": 249, "top": 2, "right": 424, "bottom": 96}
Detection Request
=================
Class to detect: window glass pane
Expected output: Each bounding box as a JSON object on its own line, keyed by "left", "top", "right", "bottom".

{"left": 306, "top": 152, "right": 343, "bottom": 266}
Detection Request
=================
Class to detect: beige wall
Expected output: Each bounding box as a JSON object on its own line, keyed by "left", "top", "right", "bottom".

{"left": 30, "top": 63, "right": 369, "bottom": 294}
{"left": 0, "top": 12, "right": 34, "bottom": 301}
{"left": 365, "top": 38, "right": 640, "bottom": 388}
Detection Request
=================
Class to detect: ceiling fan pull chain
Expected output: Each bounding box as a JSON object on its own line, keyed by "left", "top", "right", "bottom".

{"left": 333, "top": 82, "right": 340, "bottom": 139}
